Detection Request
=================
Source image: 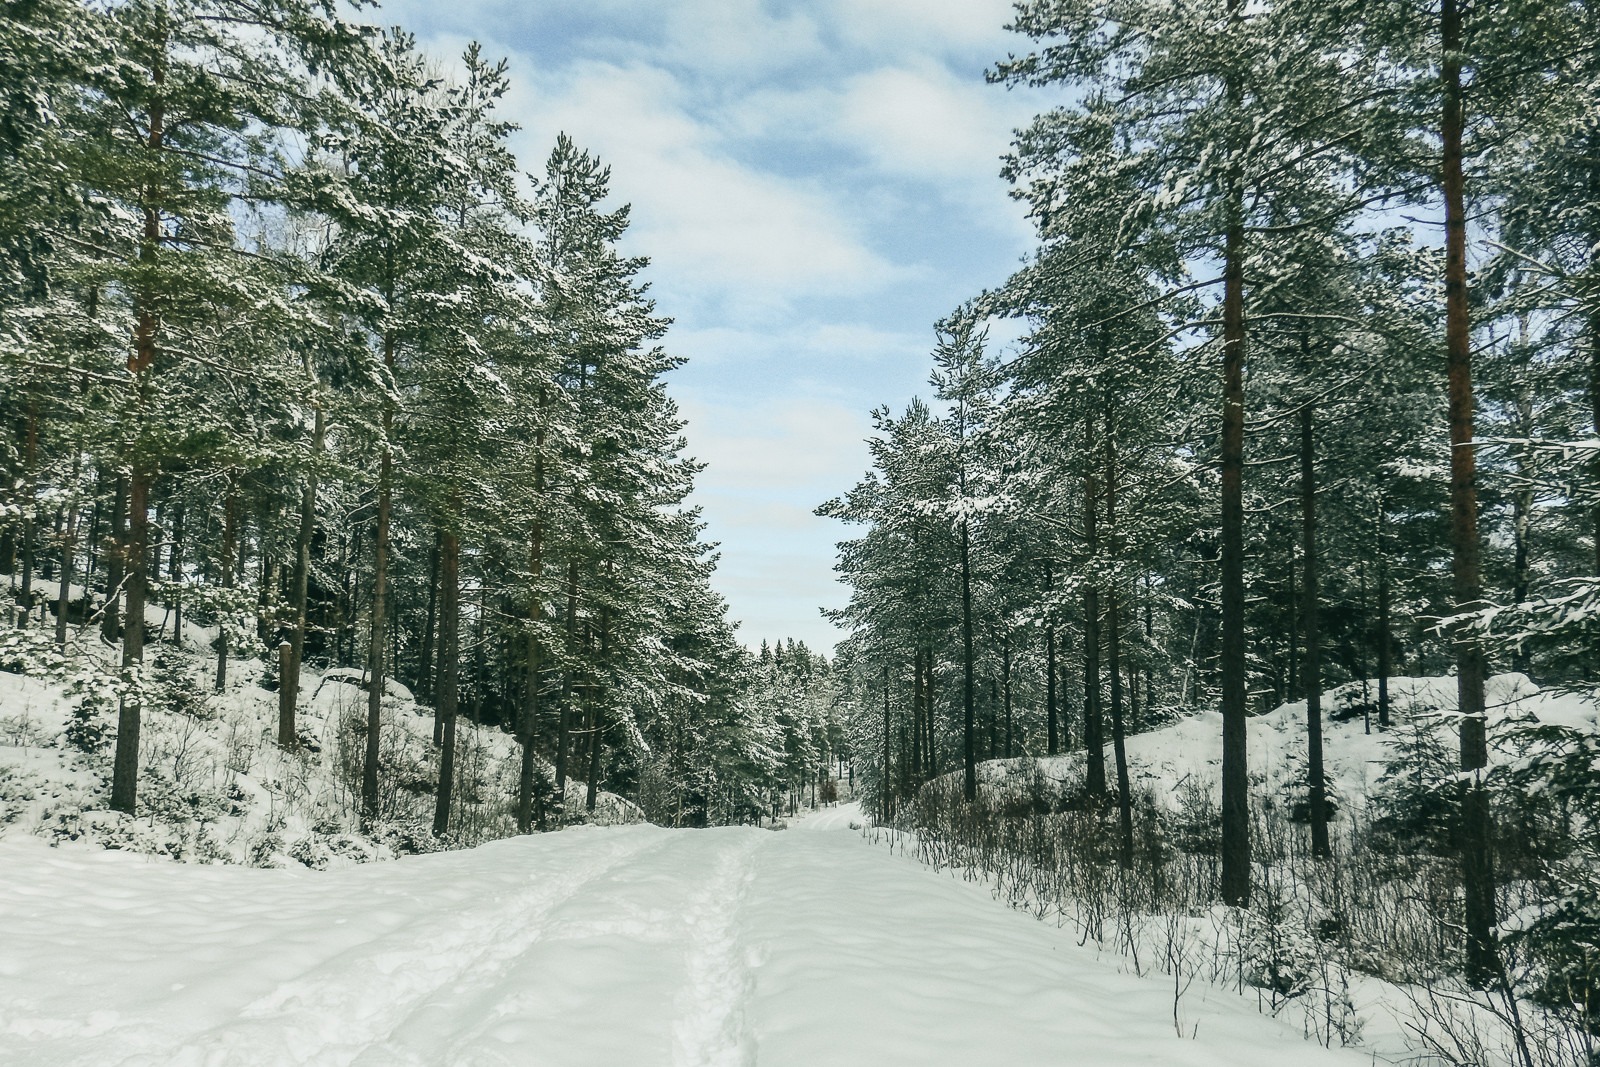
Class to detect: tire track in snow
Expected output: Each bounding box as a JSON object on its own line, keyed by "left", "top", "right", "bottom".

{"left": 138, "top": 830, "right": 673, "bottom": 1067}
{"left": 669, "top": 831, "right": 762, "bottom": 1067}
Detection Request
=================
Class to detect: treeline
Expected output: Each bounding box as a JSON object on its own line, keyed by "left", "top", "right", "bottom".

{"left": 0, "top": 0, "right": 795, "bottom": 835}
{"left": 826, "top": 0, "right": 1599, "bottom": 991}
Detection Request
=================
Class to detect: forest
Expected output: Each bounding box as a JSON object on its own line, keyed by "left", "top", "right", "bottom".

{"left": 822, "top": 0, "right": 1600, "bottom": 1060}
{"left": 0, "top": 0, "right": 842, "bottom": 844}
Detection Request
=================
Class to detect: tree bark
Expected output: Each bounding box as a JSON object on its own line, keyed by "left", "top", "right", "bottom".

{"left": 882, "top": 662, "right": 893, "bottom": 818}
{"left": 168, "top": 501, "right": 182, "bottom": 645}
{"left": 960, "top": 516, "right": 977, "bottom": 803}
{"left": 1002, "top": 637, "right": 1013, "bottom": 760}
{"left": 282, "top": 400, "right": 322, "bottom": 748}
{"left": 363, "top": 333, "right": 395, "bottom": 827}
{"left": 1105, "top": 425, "right": 1134, "bottom": 867}
{"left": 1301, "top": 404, "right": 1330, "bottom": 857}
{"left": 432, "top": 510, "right": 460, "bottom": 836}
{"left": 110, "top": 463, "right": 151, "bottom": 813}
{"left": 1083, "top": 409, "right": 1107, "bottom": 797}
{"left": 557, "top": 555, "right": 579, "bottom": 799}
{"left": 1046, "top": 624, "right": 1059, "bottom": 755}
{"left": 214, "top": 471, "right": 240, "bottom": 691}
{"left": 16, "top": 394, "right": 39, "bottom": 627}
{"left": 1218, "top": 26, "right": 1252, "bottom": 901}
{"left": 102, "top": 473, "right": 128, "bottom": 643}
{"left": 1441, "top": 0, "right": 1494, "bottom": 986}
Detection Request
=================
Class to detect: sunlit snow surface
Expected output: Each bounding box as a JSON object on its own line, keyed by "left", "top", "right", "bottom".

{"left": 1, "top": 803, "right": 1371, "bottom": 1066}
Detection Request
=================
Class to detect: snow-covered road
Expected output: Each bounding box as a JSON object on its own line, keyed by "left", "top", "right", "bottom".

{"left": 2, "top": 806, "right": 1371, "bottom": 1066}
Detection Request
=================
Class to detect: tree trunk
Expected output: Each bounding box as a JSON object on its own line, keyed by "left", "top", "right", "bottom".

{"left": 363, "top": 333, "right": 396, "bottom": 827}
{"left": 557, "top": 556, "right": 579, "bottom": 798}
{"left": 1218, "top": 31, "right": 1252, "bottom": 901}
{"left": 1105, "top": 425, "right": 1134, "bottom": 867}
{"left": 111, "top": 464, "right": 151, "bottom": 813}
{"left": 1377, "top": 503, "right": 1392, "bottom": 729}
{"left": 432, "top": 512, "right": 460, "bottom": 836}
{"left": 586, "top": 606, "right": 609, "bottom": 814}
{"left": 1002, "top": 637, "right": 1013, "bottom": 760}
{"left": 215, "top": 471, "right": 240, "bottom": 691}
{"left": 283, "top": 401, "right": 321, "bottom": 748}
{"left": 420, "top": 537, "right": 439, "bottom": 707}
{"left": 55, "top": 443, "right": 83, "bottom": 646}
{"left": 168, "top": 501, "right": 182, "bottom": 645}
{"left": 1441, "top": 0, "right": 1494, "bottom": 986}
{"left": 911, "top": 648, "right": 924, "bottom": 781}
{"left": 16, "top": 394, "right": 39, "bottom": 627}
{"left": 1083, "top": 410, "right": 1107, "bottom": 797}
{"left": 882, "top": 663, "right": 893, "bottom": 818}
{"left": 960, "top": 516, "right": 977, "bottom": 803}
{"left": 1046, "top": 624, "right": 1059, "bottom": 755}
{"left": 1301, "top": 404, "right": 1330, "bottom": 857}
{"left": 102, "top": 473, "right": 128, "bottom": 643}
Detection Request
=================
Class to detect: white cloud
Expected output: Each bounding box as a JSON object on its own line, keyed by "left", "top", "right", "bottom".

{"left": 680, "top": 395, "right": 870, "bottom": 494}
{"left": 826, "top": 0, "right": 1021, "bottom": 54}
{"left": 837, "top": 64, "right": 1013, "bottom": 183}
{"left": 512, "top": 62, "right": 898, "bottom": 298}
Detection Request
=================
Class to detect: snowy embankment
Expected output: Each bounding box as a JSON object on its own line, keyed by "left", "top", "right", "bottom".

{"left": 969, "top": 672, "right": 1595, "bottom": 807}
{"left": 0, "top": 626, "right": 638, "bottom": 867}
{"left": 0, "top": 803, "right": 1371, "bottom": 1066}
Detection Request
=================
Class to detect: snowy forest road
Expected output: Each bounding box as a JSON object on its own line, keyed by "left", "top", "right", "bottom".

{"left": 2, "top": 808, "right": 1372, "bottom": 1066}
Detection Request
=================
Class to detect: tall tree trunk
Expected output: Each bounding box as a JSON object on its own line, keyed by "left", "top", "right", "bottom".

{"left": 1105, "top": 425, "right": 1134, "bottom": 867}
{"left": 519, "top": 428, "right": 548, "bottom": 832}
{"left": 960, "top": 516, "right": 977, "bottom": 803}
{"left": 16, "top": 394, "right": 39, "bottom": 627}
{"left": 110, "top": 464, "right": 151, "bottom": 813}
{"left": 1377, "top": 502, "right": 1392, "bottom": 728}
{"left": 586, "top": 604, "right": 609, "bottom": 814}
{"left": 1046, "top": 623, "right": 1059, "bottom": 755}
{"left": 1083, "top": 410, "right": 1107, "bottom": 797}
{"left": 1441, "top": 0, "right": 1494, "bottom": 986}
{"left": 557, "top": 556, "right": 579, "bottom": 798}
{"left": 102, "top": 473, "right": 128, "bottom": 643}
{"left": 1002, "top": 637, "right": 1013, "bottom": 759}
{"left": 215, "top": 471, "right": 240, "bottom": 691}
{"left": 112, "top": 70, "right": 162, "bottom": 808}
{"left": 1301, "top": 404, "right": 1330, "bottom": 857}
{"left": 911, "top": 648, "right": 924, "bottom": 781}
{"left": 420, "top": 537, "right": 438, "bottom": 706}
{"left": 1511, "top": 385, "right": 1533, "bottom": 676}
{"left": 55, "top": 442, "right": 83, "bottom": 646}
{"left": 283, "top": 400, "right": 322, "bottom": 748}
{"left": 882, "top": 663, "right": 893, "bottom": 818}
{"left": 1218, "top": 17, "right": 1252, "bottom": 901}
{"left": 432, "top": 510, "right": 460, "bottom": 836}
{"left": 168, "top": 501, "right": 182, "bottom": 645}
{"left": 363, "top": 332, "right": 395, "bottom": 827}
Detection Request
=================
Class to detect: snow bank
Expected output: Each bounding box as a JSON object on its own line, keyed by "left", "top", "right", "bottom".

{"left": 966, "top": 673, "right": 1595, "bottom": 809}
{"left": 0, "top": 637, "right": 640, "bottom": 868}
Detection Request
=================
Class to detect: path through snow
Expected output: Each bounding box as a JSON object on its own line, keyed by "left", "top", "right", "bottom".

{"left": 2, "top": 805, "right": 1374, "bottom": 1066}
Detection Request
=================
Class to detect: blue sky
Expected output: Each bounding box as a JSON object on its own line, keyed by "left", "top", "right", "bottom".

{"left": 373, "top": 0, "right": 1049, "bottom": 651}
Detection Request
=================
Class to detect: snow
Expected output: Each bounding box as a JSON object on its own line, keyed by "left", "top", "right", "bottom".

{"left": 0, "top": 638, "right": 641, "bottom": 866}
{"left": 0, "top": 805, "right": 1375, "bottom": 1066}
{"left": 971, "top": 672, "right": 1598, "bottom": 807}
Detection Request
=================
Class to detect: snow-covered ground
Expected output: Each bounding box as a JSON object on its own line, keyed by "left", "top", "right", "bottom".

{"left": 968, "top": 672, "right": 1597, "bottom": 808}
{"left": 0, "top": 801, "right": 1373, "bottom": 1067}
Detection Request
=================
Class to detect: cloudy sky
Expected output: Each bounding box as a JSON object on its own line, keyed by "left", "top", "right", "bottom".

{"left": 373, "top": 0, "right": 1049, "bottom": 651}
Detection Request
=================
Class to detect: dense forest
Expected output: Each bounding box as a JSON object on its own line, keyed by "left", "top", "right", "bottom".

{"left": 0, "top": 0, "right": 844, "bottom": 839}
{"left": 824, "top": 0, "right": 1600, "bottom": 1057}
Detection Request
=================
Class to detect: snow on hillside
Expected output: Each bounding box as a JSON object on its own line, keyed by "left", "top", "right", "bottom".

{"left": 0, "top": 632, "right": 639, "bottom": 868}
{"left": 967, "top": 673, "right": 1596, "bottom": 809}
{"left": 0, "top": 805, "right": 1375, "bottom": 1066}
